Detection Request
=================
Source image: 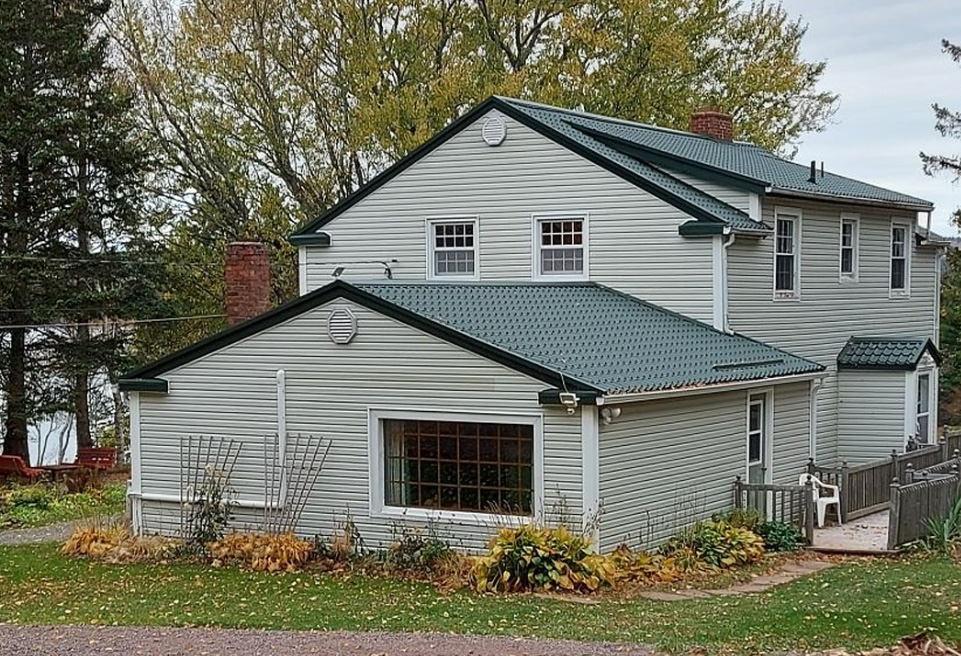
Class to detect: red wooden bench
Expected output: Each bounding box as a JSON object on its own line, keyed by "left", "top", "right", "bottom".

{"left": 75, "top": 447, "right": 117, "bottom": 470}
{"left": 0, "top": 454, "right": 45, "bottom": 481}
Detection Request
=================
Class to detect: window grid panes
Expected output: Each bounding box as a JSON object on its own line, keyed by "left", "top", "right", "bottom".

{"left": 840, "top": 220, "right": 856, "bottom": 277}
{"left": 432, "top": 221, "right": 475, "bottom": 276}
{"left": 384, "top": 419, "right": 533, "bottom": 515}
{"left": 775, "top": 217, "right": 796, "bottom": 294}
{"left": 748, "top": 401, "right": 763, "bottom": 464}
{"left": 891, "top": 226, "right": 907, "bottom": 291}
{"left": 539, "top": 219, "right": 584, "bottom": 275}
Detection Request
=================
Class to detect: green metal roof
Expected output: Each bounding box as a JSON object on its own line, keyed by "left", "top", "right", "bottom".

{"left": 356, "top": 282, "right": 823, "bottom": 395}
{"left": 498, "top": 98, "right": 934, "bottom": 212}
{"left": 837, "top": 337, "right": 942, "bottom": 371}
{"left": 120, "top": 280, "right": 823, "bottom": 397}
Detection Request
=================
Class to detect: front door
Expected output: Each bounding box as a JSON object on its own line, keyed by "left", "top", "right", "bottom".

{"left": 916, "top": 372, "right": 933, "bottom": 445}
{"left": 747, "top": 394, "right": 769, "bottom": 484}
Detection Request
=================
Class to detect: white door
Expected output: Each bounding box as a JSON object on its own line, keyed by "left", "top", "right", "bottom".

{"left": 747, "top": 394, "right": 769, "bottom": 484}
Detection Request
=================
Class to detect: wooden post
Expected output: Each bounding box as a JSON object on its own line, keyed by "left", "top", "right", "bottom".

{"left": 804, "top": 477, "right": 816, "bottom": 544}
{"left": 807, "top": 458, "right": 816, "bottom": 476}
{"left": 887, "top": 476, "right": 901, "bottom": 551}
{"left": 941, "top": 432, "right": 949, "bottom": 461}
{"left": 840, "top": 461, "right": 850, "bottom": 523}
{"left": 904, "top": 462, "right": 915, "bottom": 485}
{"left": 734, "top": 475, "right": 743, "bottom": 509}
{"left": 891, "top": 449, "right": 901, "bottom": 482}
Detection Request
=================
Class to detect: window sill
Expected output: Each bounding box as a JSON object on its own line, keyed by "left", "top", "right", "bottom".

{"left": 839, "top": 276, "right": 858, "bottom": 285}
{"left": 374, "top": 504, "right": 531, "bottom": 527}
{"left": 773, "top": 293, "right": 800, "bottom": 302}
{"left": 889, "top": 291, "right": 911, "bottom": 300}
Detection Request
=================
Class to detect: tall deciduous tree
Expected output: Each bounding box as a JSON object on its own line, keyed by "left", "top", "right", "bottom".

{"left": 921, "top": 39, "right": 961, "bottom": 423}
{"left": 0, "top": 0, "right": 163, "bottom": 459}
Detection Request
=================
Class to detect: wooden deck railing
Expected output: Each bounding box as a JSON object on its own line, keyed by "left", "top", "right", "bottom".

{"left": 734, "top": 477, "right": 815, "bottom": 543}
{"left": 808, "top": 435, "right": 961, "bottom": 523}
{"left": 887, "top": 467, "right": 961, "bottom": 549}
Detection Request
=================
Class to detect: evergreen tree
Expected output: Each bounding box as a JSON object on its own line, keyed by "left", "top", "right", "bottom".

{"left": 0, "top": 0, "right": 163, "bottom": 459}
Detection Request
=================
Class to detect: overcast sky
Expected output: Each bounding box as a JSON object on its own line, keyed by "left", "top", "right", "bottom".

{"left": 776, "top": 0, "right": 961, "bottom": 235}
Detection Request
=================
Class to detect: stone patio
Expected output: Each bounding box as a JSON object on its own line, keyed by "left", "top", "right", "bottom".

{"left": 811, "top": 510, "right": 893, "bottom": 554}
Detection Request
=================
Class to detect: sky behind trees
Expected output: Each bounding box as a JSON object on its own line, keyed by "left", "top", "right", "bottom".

{"left": 778, "top": 0, "right": 961, "bottom": 235}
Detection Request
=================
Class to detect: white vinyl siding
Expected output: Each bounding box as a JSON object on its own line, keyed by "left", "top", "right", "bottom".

{"left": 728, "top": 199, "right": 938, "bottom": 466}
{"left": 658, "top": 166, "right": 753, "bottom": 213}
{"left": 302, "top": 110, "right": 715, "bottom": 323}
{"left": 136, "top": 300, "right": 582, "bottom": 550}
{"left": 840, "top": 215, "right": 859, "bottom": 282}
{"left": 838, "top": 370, "right": 907, "bottom": 463}
{"left": 596, "top": 382, "right": 810, "bottom": 552}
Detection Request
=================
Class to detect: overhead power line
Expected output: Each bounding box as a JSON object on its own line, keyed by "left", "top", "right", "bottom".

{"left": 0, "top": 314, "right": 226, "bottom": 331}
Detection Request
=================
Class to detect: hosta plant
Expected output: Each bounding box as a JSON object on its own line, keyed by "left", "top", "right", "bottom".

{"left": 208, "top": 532, "right": 315, "bottom": 572}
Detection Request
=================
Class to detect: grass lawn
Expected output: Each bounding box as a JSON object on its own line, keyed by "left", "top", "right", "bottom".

{"left": 0, "top": 482, "right": 127, "bottom": 529}
{"left": 0, "top": 544, "right": 959, "bottom": 654}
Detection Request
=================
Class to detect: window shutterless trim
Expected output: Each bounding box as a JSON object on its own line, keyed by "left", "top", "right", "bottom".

{"left": 425, "top": 216, "right": 480, "bottom": 281}
{"left": 889, "top": 219, "right": 912, "bottom": 298}
{"left": 839, "top": 213, "right": 859, "bottom": 283}
{"left": 531, "top": 213, "right": 590, "bottom": 281}
{"left": 772, "top": 207, "right": 802, "bottom": 301}
{"left": 367, "top": 407, "right": 544, "bottom": 525}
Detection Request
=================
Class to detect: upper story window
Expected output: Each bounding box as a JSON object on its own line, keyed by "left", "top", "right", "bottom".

{"left": 839, "top": 215, "right": 859, "bottom": 282}
{"left": 774, "top": 210, "right": 800, "bottom": 300}
{"left": 890, "top": 222, "right": 910, "bottom": 296}
{"left": 428, "top": 218, "right": 478, "bottom": 279}
{"left": 534, "top": 215, "right": 587, "bottom": 279}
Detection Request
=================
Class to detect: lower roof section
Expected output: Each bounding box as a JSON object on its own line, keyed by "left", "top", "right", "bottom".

{"left": 121, "top": 280, "right": 823, "bottom": 400}
{"left": 837, "top": 337, "right": 941, "bottom": 371}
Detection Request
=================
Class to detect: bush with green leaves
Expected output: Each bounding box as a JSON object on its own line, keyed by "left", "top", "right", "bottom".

{"left": 471, "top": 524, "right": 615, "bottom": 593}
{"left": 662, "top": 519, "right": 766, "bottom": 568}
{"left": 385, "top": 523, "right": 454, "bottom": 572}
{"left": 756, "top": 520, "right": 804, "bottom": 552}
{"left": 921, "top": 494, "right": 961, "bottom": 555}
{"left": 1, "top": 483, "right": 127, "bottom": 529}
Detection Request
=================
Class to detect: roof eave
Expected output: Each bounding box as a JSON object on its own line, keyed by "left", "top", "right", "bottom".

{"left": 118, "top": 378, "right": 169, "bottom": 393}
{"left": 289, "top": 232, "right": 331, "bottom": 247}
{"left": 769, "top": 187, "right": 934, "bottom": 213}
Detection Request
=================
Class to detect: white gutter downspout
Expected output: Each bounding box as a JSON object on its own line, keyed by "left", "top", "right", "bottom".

{"left": 712, "top": 229, "right": 736, "bottom": 333}
{"left": 809, "top": 377, "right": 823, "bottom": 462}
{"left": 276, "top": 369, "right": 288, "bottom": 506}
{"left": 722, "top": 231, "right": 736, "bottom": 333}
{"left": 128, "top": 391, "right": 143, "bottom": 535}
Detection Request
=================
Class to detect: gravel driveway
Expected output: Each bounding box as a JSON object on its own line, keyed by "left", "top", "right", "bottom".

{"left": 0, "top": 625, "right": 654, "bottom": 656}
{"left": 0, "top": 516, "right": 122, "bottom": 546}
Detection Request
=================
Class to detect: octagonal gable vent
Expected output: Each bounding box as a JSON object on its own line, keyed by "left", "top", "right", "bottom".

{"left": 481, "top": 115, "right": 507, "bottom": 146}
{"left": 327, "top": 307, "right": 357, "bottom": 344}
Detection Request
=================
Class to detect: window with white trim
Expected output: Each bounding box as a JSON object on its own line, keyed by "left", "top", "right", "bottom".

{"left": 535, "top": 216, "right": 585, "bottom": 277}
{"left": 774, "top": 213, "right": 799, "bottom": 298}
{"left": 383, "top": 418, "right": 533, "bottom": 515}
{"left": 890, "top": 224, "right": 909, "bottom": 294}
{"left": 840, "top": 216, "right": 858, "bottom": 280}
{"left": 428, "top": 219, "right": 477, "bottom": 278}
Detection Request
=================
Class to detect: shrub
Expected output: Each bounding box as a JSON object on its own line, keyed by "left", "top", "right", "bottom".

{"left": 718, "top": 508, "right": 764, "bottom": 532}
{"left": 6, "top": 486, "right": 55, "bottom": 511}
{"left": 609, "top": 545, "right": 685, "bottom": 583}
{"left": 471, "top": 524, "right": 615, "bottom": 593}
{"left": 62, "top": 522, "right": 176, "bottom": 561}
{"left": 385, "top": 524, "right": 454, "bottom": 572}
{"left": 756, "top": 520, "right": 804, "bottom": 552}
{"left": 662, "top": 520, "right": 765, "bottom": 568}
{"left": 182, "top": 467, "right": 233, "bottom": 552}
{"left": 921, "top": 494, "right": 961, "bottom": 555}
{"left": 208, "top": 532, "right": 314, "bottom": 572}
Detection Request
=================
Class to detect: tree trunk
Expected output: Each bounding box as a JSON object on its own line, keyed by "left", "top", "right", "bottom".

{"left": 3, "top": 325, "right": 30, "bottom": 461}
{"left": 74, "top": 359, "right": 92, "bottom": 450}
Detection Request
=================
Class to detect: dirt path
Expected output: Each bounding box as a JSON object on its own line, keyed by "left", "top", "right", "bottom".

{"left": 0, "top": 625, "right": 654, "bottom": 656}
{"left": 0, "top": 516, "right": 121, "bottom": 546}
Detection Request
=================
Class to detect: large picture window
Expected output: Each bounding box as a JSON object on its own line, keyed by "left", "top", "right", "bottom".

{"left": 383, "top": 419, "right": 533, "bottom": 515}
{"left": 774, "top": 212, "right": 799, "bottom": 298}
{"left": 535, "top": 216, "right": 586, "bottom": 278}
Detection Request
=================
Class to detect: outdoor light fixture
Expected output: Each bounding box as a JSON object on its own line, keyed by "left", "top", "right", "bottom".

{"left": 329, "top": 260, "right": 396, "bottom": 279}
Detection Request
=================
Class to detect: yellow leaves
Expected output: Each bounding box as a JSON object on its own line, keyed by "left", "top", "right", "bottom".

{"left": 61, "top": 523, "right": 177, "bottom": 562}
{"left": 207, "top": 532, "right": 314, "bottom": 573}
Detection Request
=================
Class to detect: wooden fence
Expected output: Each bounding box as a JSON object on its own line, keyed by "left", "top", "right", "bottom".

{"left": 733, "top": 477, "right": 815, "bottom": 544}
{"left": 887, "top": 468, "right": 961, "bottom": 549}
{"left": 808, "top": 435, "right": 961, "bottom": 523}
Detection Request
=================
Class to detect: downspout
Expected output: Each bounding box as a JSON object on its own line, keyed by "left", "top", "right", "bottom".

{"left": 722, "top": 231, "right": 736, "bottom": 333}
{"left": 809, "top": 377, "right": 823, "bottom": 462}
{"left": 276, "top": 370, "right": 288, "bottom": 506}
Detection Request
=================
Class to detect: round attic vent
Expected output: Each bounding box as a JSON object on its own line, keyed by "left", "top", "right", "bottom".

{"left": 327, "top": 307, "right": 357, "bottom": 344}
{"left": 481, "top": 115, "right": 507, "bottom": 146}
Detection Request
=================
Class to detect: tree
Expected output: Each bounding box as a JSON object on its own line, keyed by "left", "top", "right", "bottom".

{"left": 0, "top": 0, "right": 164, "bottom": 459}
{"left": 921, "top": 39, "right": 961, "bottom": 423}
{"left": 110, "top": 0, "right": 836, "bottom": 357}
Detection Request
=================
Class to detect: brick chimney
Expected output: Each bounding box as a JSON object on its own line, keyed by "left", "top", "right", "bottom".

{"left": 225, "top": 241, "right": 272, "bottom": 326}
{"left": 690, "top": 108, "right": 733, "bottom": 141}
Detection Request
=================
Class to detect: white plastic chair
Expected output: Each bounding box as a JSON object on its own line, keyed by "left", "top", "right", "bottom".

{"left": 799, "top": 474, "right": 842, "bottom": 527}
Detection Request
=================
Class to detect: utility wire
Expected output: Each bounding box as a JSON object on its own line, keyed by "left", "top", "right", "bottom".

{"left": 0, "top": 314, "right": 226, "bottom": 331}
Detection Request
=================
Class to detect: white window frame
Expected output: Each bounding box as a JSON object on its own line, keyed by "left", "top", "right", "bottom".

{"left": 772, "top": 208, "right": 801, "bottom": 301}
{"left": 889, "top": 220, "right": 912, "bottom": 298}
{"left": 532, "top": 213, "right": 589, "bottom": 281}
{"left": 906, "top": 358, "right": 938, "bottom": 448}
{"left": 744, "top": 388, "right": 774, "bottom": 484}
{"left": 367, "top": 407, "right": 544, "bottom": 526}
{"left": 839, "top": 214, "right": 859, "bottom": 283}
{"left": 426, "top": 217, "right": 480, "bottom": 280}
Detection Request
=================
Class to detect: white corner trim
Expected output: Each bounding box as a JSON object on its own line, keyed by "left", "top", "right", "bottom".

{"left": 298, "top": 247, "right": 308, "bottom": 295}
{"left": 904, "top": 370, "right": 917, "bottom": 448}
{"left": 530, "top": 212, "right": 590, "bottom": 281}
{"left": 809, "top": 377, "right": 823, "bottom": 461}
{"left": 581, "top": 406, "right": 600, "bottom": 536}
{"left": 367, "top": 407, "right": 545, "bottom": 526}
{"left": 748, "top": 193, "right": 761, "bottom": 223}
{"left": 712, "top": 235, "right": 725, "bottom": 331}
{"left": 129, "top": 391, "right": 142, "bottom": 496}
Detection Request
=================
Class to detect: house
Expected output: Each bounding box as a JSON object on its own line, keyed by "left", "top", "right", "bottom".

{"left": 120, "top": 97, "right": 947, "bottom": 551}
